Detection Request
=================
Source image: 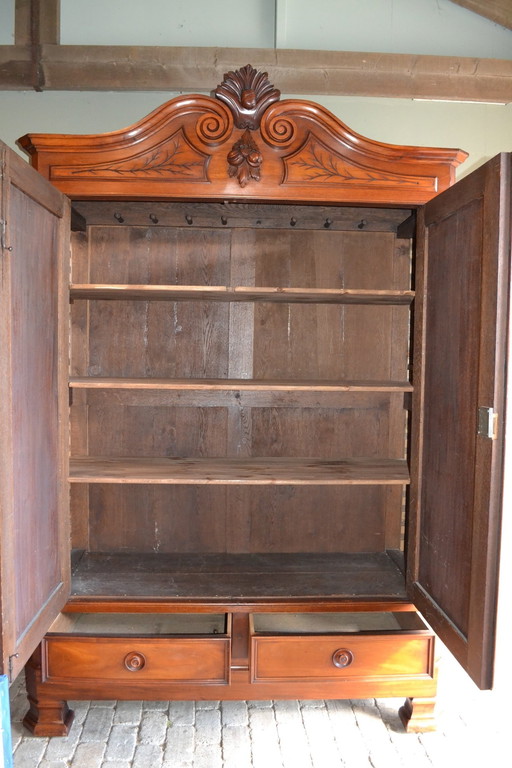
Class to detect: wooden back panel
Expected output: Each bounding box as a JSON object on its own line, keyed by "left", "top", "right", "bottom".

{"left": 70, "top": 214, "right": 411, "bottom": 555}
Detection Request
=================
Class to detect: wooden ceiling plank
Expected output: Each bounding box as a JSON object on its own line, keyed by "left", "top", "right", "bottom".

{"left": 1, "top": 45, "right": 512, "bottom": 102}
{"left": 450, "top": 0, "right": 512, "bottom": 31}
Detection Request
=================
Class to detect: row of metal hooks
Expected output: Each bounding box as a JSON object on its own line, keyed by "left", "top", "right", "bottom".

{"left": 112, "top": 212, "right": 370, "bottom": 230}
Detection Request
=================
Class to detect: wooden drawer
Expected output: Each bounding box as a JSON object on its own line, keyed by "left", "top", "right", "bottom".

{"left": 251, "top": 612, "right": 435, "bottom": 684}
{"left": 46, "top": 636, "right": 230, "bottom": 684}
{"left": 44, "top": 612, "right": 231, "bottom": 684}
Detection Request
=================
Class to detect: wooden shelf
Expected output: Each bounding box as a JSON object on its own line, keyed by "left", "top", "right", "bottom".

{"left": 69, "top": 457, "right": 410, "bottom": 485}
{"left": 69, "top": 551, "right": 408, "bottom": 601}
{"left": 70, "top": 284, "right": 414, "bottom": 305}
{"left": 69, "top": 377, "right": 413, "bottom": 393}
{"left": 70, "top": 377, "right": 412, "bottom": 408}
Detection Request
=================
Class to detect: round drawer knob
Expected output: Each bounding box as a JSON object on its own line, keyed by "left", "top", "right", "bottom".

{"left": 332, "top": 649, "right": 354, "bottom": 669}
{"left": 124, "top": 651, "right": 146, "bottom": 672}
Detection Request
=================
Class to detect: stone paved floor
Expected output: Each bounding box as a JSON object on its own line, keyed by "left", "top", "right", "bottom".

{"left": 8, "top": 643, "right": 509, "bottom": 768}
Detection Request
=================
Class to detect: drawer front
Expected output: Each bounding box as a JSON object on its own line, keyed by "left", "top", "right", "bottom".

{"left": 46, "top": 637, "right": 230, "bottom": 684}
{"left": 251, "top": 634, "right": 434, "bottom": 683}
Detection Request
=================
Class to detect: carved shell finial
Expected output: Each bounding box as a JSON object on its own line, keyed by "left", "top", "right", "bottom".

{"left": 214, "top": 64, "right": 281, "bottom": 130}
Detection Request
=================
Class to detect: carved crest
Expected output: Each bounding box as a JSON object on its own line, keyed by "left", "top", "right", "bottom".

{"left": 227, "top": 129, "right": 263, "bottom": 187}
{"left": 214, "top": 64, "right": 280, "bottom": 130}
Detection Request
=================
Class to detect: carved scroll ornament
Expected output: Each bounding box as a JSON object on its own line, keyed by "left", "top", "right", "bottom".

{"left": 215, "top": 64, "right": 280, "bottom": 130}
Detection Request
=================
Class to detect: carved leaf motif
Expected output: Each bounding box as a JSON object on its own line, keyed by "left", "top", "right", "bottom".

{"left": 286, "top": 136, "right": 424, "bottom": 187}
{"left": 227, "top": 129, "right": 263, "bottom": 187}
{"left": 68, "top": 131, "right": 207, "bottom": 180}
{"left": 215, "top": 64, "right": 280, "bottom": 130}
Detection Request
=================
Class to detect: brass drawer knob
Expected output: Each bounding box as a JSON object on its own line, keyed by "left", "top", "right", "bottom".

{"left": 332, "top": 648, "right": 354, "bottom": 669}
{"left": 124, "top": 651, "right": 146, "bottom": 672}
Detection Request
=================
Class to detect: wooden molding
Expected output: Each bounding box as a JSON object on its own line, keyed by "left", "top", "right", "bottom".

{"left": 450, "top": 0, "right": 512, "bottom": 31}
{"left": 1, "top": 45, "right": 512, "bottom": 102}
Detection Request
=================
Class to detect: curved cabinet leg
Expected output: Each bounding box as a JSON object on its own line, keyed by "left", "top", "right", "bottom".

{"left": 399, "top": 696, "right": 436, "bottom": 733}
{"left": 22, "top": 646, "right": 74, "bottom": 737}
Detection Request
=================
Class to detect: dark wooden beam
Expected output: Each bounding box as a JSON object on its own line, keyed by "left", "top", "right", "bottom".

{"left": 38, "top": 0, "right": 60, "bottom": 44}
{"left": 1, "top": 46, "right": 512, "bottom": 102}
{"left": 15, "top": 0, "right": 60, "bottom": 45}
{"left": 450, "top": 0, "right": 512, "bottom": 31}
{"left": 0, "top": 45, "right": 32, "bottom": 87}
{"left": 14, "top": 0, "right": 32, "bottom": 45}
{"left": 12, "top": 0, "right": 60, "bottom": 90}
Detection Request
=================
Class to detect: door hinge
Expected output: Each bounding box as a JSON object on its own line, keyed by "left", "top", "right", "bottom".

{"left": 477, "top": 406, "right": 498, "bottom": 439}
{"left": 8, "top": 653, "right": 19, "bottom": 682}
{"left": 1, "top": 219, "right": 12, "bottom": 252}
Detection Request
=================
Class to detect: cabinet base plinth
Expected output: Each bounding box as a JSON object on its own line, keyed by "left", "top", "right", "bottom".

{"left": 23, "top": 646, "right": 74, "bottom": 736}
{"left": 23, "top": 702, "right": 74, "bottom": 737}
{"left": 399, "top": 696, "right": 436, "bottom": 733}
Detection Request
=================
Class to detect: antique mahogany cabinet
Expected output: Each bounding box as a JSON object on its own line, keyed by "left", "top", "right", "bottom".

{"left": 0, "top": 66, "right": 509, "bottom": 736}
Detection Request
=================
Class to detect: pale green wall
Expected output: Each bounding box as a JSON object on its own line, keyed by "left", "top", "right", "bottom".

{"left": 276, "top": 0, "right": 512, "bottom": 57}
{"left": 1, "top": 0, "right": 512, "bottom": 174}
{"left": 3, "top": 0, "right": 512, "bottom": 52}
{"left": 60, "top": 0, "right": 276, "bottom": 47}
{"left": 0, "top": 1, "right": 14, "bottom": 44}
{"left": 58, "top": 0, "right": 512, "bottom": 58}
{"left": 5, "top": 0, "right": 512, "bottom": 54}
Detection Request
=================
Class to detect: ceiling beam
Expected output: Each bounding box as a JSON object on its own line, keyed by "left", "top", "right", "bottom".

{"left": 12, "top": 0, "right": 60, "bottom": 91}
{"left": 449, "top": 1, "right": 512, "bottom": 31}
{"left": 15, "top": 0, "right": 60, "bottom": 45}
{"left": 1, "top": 46, "right": 511, "bottom": 102}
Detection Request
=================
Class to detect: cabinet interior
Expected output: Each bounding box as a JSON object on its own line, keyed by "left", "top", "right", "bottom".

{"left": 47, "top": 611, "right": 426, "bottom": 636}
{"left": 68, "top": 200, "right": 416, "bottom": 603}
{"left": 48, "top": 612, "right": 228, "bottom": 636}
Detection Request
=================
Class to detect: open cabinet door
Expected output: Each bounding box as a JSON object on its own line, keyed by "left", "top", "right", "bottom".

{"left": 0, "top": 142, "right": 70, "bottom": 681}
{"left": 409, "top": 153, "right": 510, "bottom": 689}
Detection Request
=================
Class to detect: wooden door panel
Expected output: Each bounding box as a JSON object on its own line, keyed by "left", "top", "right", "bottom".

{"left": 409, "top": 154, "right": 510, "bottom": 688}
{"left": 0, "top": 142, "right": 70, "bottom": 680}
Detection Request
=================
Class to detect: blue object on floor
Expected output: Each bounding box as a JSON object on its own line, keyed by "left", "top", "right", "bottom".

{"left": 0, "top": 675, "right": 13, "bottom": 768}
